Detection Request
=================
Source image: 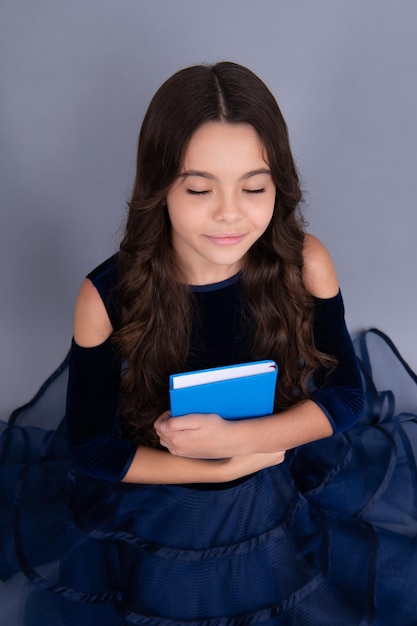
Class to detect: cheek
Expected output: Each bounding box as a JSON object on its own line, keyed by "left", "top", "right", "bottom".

{"left": 253, "top": 210, "right": 274, "bottom": 241}
{"left": 254, "top": 203, "right": 275, "bottom": 230}
{"left": 166, "top": 199, "right": 183, "bottom": 227}
{"left": 167, "top": 203, "right": 198, "bottom": 236}
{"left": 167, "top": 194, "right": 206, "bottom": 225}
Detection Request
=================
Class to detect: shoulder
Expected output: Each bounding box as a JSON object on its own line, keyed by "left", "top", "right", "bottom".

{"left": 86, "top": 253, "right": 119, "bottom": 287}
{"left": 73, "top": 256, "right": 119, "bottom": 347}
{"left": 302, "top": 234, "right": 339, "bottom": 298}
{"left": 74, "top": 279, "right": 113, "bottom": 347}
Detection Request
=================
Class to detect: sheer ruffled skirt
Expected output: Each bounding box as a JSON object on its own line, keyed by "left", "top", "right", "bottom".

{"left": 1, "top": 330, "right": 417, "bottom": 625}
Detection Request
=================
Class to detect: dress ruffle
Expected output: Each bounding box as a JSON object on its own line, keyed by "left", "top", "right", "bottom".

{"left": 1, "top": 329, "right": 417, "bottom": 625}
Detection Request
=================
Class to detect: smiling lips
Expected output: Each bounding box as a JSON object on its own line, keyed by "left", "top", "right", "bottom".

{"left": 205, "top": 234, "right": 246, "bottom": 246}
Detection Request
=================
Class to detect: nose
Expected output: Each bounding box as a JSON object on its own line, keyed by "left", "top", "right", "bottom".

{"left": 213, "top": 192, "right": 243, "bottom": 223}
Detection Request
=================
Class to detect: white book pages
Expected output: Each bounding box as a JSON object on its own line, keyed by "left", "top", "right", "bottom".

{"left": 171, "top": 361, "right": 277, "bottom": 389}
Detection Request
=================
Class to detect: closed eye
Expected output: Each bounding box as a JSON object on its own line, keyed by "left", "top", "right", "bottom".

{"left": 186, "top": 189, "right": 210, "bottom": 195}
{"left": 244, "top": 188, "right": 265, "bottom": 194}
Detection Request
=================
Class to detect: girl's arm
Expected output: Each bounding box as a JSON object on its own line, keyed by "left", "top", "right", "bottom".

{"left": 122, "top": 446, "right": 285, "bottom": 484}
{"left": 66, "top": 279, "right": 284, "bottom": 484}
{"left": 154, "top": 235, "right": 365, "bottom": 458}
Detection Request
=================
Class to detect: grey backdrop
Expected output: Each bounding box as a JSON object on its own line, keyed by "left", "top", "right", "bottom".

{"left": 1, "top": 0, "right": 416, "bottom": 420}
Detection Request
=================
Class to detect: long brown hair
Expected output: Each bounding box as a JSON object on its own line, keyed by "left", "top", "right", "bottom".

{"left": 114, "top": 62, "right": 334, "bottom": 446}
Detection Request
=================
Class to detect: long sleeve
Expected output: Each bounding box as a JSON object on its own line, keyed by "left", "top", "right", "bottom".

{"left": 310, "top": 291, "right": 364, "bottom": 432}
{"left": 65, "top": 337, "right": 136, "bottom": 481}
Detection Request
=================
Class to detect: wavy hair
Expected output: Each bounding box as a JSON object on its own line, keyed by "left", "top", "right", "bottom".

{"left": 114, "top": 62, "right": 335, "bottom": 446}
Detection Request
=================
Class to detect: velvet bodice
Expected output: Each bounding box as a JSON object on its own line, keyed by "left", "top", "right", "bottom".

{"left": 66, "top": 254, "right": 364, "bottom": 481}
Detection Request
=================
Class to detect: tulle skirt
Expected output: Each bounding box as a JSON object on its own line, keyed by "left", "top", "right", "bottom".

{"left": 1, "top": 329, "right": 417, "bottom": 625}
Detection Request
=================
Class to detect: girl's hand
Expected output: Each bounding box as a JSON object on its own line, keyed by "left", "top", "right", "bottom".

{"left": 154, "top": 411, "right": 239, "bottom": 458}
{"left": 222, "top": 451, "right": 286, "bottom": 481}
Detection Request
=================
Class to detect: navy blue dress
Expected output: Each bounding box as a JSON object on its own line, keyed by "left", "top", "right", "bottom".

{"left": 1, "top": 256, "right": 417, "bottom": 625}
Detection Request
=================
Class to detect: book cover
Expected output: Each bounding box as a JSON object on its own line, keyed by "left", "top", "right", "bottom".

{"left": 169, "top": 360, "right": 278, "bottom": 419}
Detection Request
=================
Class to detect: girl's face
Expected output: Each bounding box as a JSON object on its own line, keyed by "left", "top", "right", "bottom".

{"left": 165, "top": 122, "right": 276, "bottom": 285}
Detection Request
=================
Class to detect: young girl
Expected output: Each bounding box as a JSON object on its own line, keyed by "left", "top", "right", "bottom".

{"left": 3, "top": 62, "right": 417, "bottom": 625}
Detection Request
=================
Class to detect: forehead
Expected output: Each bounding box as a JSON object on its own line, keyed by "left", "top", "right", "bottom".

{"left": 182, "top": 122, "right": 269, "bottom": 171}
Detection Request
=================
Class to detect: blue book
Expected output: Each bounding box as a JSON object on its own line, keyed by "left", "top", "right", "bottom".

{"left": 169, "top": 360, "right": 278, "bottom": 419}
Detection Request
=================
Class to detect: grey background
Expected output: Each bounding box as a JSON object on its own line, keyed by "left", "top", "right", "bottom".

{"left": 1, "top": 0, "right": 416, "bottom": 420}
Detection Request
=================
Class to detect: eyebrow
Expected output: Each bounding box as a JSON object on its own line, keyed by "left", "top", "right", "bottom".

{"left": 180, "top": 168, "right": 272, "bottom": 181}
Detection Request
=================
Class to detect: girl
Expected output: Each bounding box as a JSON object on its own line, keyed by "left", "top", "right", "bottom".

{"left": 3, "top": 62, "right": 417, "bottom": 625}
